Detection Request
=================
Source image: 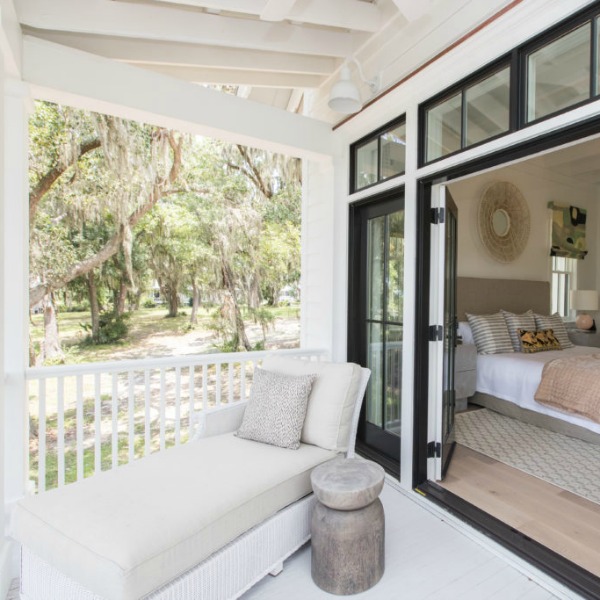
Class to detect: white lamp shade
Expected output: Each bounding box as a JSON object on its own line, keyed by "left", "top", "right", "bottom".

{"left": 328, "top": 66, "right": 362, "bottom": 114}
{"left": 570, "top": 289, "right": 599, "bottom": 311}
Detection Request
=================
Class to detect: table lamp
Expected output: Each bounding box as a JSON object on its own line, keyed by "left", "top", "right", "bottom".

{"left": 570, "top": 289, "right": 599, "bottom": 330}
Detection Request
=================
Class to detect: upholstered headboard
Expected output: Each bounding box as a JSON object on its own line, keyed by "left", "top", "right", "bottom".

{"left": 457, "top": 277, "right": 551, "bottom": 321}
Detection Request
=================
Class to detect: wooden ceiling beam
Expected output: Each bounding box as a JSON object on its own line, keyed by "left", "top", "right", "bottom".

{"left": 24, "top": 29, "right": 339, "bottom": 74}
{"left": 152, "top": 0, "right": 382, "bottom": 32}
{"left": 139, "top": 63, "right": 323, "bottom": 87}
{"left": 17, "top": 0, "right": 355, "bottom": 57}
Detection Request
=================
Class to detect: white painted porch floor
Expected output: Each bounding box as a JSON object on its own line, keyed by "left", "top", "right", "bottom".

{"left": 243, "top": 481, "right": 580, "bottom": 600}
{"left": 4, "top": 481, "right": 583, "bottom": 600}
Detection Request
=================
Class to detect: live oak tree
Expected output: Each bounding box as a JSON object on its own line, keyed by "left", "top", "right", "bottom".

{"left": 29, "top": 101, "right": 302, "bottom": 360}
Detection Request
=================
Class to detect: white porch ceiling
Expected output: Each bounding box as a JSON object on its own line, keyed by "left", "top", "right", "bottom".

{"left": 15, "top": 0, "right": 519, "bottom": 123}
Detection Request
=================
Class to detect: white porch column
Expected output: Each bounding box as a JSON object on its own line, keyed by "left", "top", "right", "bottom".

{"left": 3, "top": 79, "right": 30, "bottom": 511}
{"left": 300, "top": 157, "right": 335, "bottom": 356}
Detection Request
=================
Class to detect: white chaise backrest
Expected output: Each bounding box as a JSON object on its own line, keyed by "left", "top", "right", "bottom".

{"left": 345, "top": 367, "right": 371, "bottom": 459}
{"left": 261, "top": 356, "right": 370, "bottom": 455}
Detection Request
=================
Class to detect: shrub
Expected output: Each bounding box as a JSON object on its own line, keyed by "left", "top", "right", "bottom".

{"left": 142, "top": 299, "right": 157, "bottom": 309}
{"left": 81, "top": 312, "right": 130, "bottom": 345}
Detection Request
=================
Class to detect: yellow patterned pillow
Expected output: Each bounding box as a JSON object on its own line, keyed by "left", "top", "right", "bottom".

{"left": 517, "top": 328, "right": 561, "bottom": 353}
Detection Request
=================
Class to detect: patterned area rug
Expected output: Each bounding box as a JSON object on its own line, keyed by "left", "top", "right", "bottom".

{"left": 455, "top": 408, "right": 600, "bottom": 506}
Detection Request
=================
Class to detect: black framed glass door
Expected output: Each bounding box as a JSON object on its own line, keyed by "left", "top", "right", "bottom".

{"left": 348, "top": 190, "right": 404, "bottom": 471}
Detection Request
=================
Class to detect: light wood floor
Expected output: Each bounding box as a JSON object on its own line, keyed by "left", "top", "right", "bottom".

{"left": 440, "top": 444, "right": 600, "bottom": 578}
{"left": 244, "top": 482, "right": 568, "bottom": 600}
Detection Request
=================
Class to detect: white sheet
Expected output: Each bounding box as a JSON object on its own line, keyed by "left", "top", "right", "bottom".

{"left": 476, "top": 345, "right": 600, "bottom": 435}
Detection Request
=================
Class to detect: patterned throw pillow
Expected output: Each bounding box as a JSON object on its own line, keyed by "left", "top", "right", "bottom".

{"left": 518, "top": 328, "right": 562, "bottom": 353}
{"left": 501, "top": 309, "right": 536, "bottom": 352}
{"left": 236, "top": 368, "right": 316, "bottom": 450}
{"left": 466, "top": 312, "right": 514, "bottom": 355}
{"left": 534, "top": 312, "right": 574, "bottom": 349}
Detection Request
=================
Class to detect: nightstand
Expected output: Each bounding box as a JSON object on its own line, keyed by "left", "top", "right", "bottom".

{"left": 455, "top": 343, "right": 477, "bottom": 412}
{"left": 567, "top": 330, "right": 600, "bottom": 347}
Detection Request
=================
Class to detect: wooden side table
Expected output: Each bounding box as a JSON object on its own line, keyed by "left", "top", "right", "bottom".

{"left": 310, "top": 457, "right": 385, "bottom": 595}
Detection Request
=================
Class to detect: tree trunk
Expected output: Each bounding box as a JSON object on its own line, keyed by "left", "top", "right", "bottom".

{"left": 190, "top": 281, "right": 200, "bottom": 325}
{"left": 43, "top": 294, "right": 63, "bottom": 361}
{"left": 132, "top": 289, "right": 143, "bottom": 311}
{"left": 166, "top": 288, "right": 179, "bottom": 318}
{"left": 87, "top": 272, "right": 100, "bottom": 342}
{"left": 115, "top": 279, "right": 128, "bottom": 316}
{"left": 222, "top": 261, "right": 251, "bottom": 351}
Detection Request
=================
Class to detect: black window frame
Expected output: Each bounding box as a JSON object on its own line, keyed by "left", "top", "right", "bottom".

{"left": 350, "top": 115, "right": 406, "bottom": 194}
{"left": 419, "top": 0, "right": 600, "bottom": 167}
{"left": 419, "top": 56, "right": 512, "bottom": 166}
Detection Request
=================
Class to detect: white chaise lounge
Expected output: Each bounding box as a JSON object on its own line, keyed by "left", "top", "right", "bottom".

{"left": 11, "top": 356, "right": 370, "bottom": 600}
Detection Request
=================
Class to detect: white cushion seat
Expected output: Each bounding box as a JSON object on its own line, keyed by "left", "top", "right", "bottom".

{"left": 11, "top": 433, "right": 336, "bottom": 600}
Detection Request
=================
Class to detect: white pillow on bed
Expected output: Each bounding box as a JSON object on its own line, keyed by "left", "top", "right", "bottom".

{"left": 534, "top": 313, "right": 574, "bottom": 349}
{"left": 466, "top": 312, "right": 514, "bottom": 355}
{"left": 501, "top": 309, "right": 536, "bottom": 352}
{"left": 457, "top": 321, "right": 474, "bottom": 344}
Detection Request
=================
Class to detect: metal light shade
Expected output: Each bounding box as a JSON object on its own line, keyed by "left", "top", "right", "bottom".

{"left": 328, "top": 66, "right": 362, "bottom": 114}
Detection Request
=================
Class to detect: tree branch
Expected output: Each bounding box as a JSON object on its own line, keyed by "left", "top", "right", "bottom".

{"left": 30, "top": 132, "right": 185, "bottom": 307}
{"left": 29, "top": 138, "right": 102, "bottom": 224}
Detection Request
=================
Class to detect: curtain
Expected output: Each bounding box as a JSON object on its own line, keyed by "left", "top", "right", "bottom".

{"left": 548, "top": 201, "right": 588, "bottom": 260}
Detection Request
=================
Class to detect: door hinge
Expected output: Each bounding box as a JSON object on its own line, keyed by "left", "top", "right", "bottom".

{"left": 428, "top": 325, "right": 443, "bottom": 341}
{"left": 427, "top": 441, "right": 441, "bottom": 458}
{"left": 431, "top": 207, "right": 445, "bottom": 224}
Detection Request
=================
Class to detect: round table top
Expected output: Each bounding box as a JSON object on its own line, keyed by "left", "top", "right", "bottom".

{"left": 311, "top": 457, "right": 385, "bottom": 511}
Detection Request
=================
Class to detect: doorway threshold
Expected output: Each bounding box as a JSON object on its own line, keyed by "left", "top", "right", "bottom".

{"left": 416, "top": 481, "right": 600, "bottom": 600}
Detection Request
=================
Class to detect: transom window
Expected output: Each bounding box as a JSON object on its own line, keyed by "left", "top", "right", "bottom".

{"left": 420, "top": 4, "right": 600, "bottom": 166}
{"left": 424, "top": 64, "right": 510, "bottom": 163}
{"left": 351, "top": 116, "right": 406, "bottom": 193}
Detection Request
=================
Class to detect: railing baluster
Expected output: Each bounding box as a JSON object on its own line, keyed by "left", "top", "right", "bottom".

{"left": 159, "top": 368, "right": 166, "bottom": 451}
{"left": 175, "top": 366, "right": 181, "bottom": 445}
{"left": 202, "top": 364, "right": 208, "bottom": 414}
{"left": 240, "top": 361, "right": 246, "bottom": 401}
{"left": 144, "top": 369, "right": 151, "bottom": 456}
{"left": 57, "top": 376, "right": 65, "bottom": 488}
{"left": 189, "top": 365, "right": 195, "bottom": 439}
{"left": 228, "top": 363, "right": 234, "bottom": 404}
{"left": 128, "top": 371, "right": 135, "bottom": 463}
{"left": 111, "top": 372, "right": 118, "bottom": 470}
{"left": 38, "top": 378, "right": 46, "bottom": 494}
{"left": 76, "top": 374, "right": 83, "bottom": 482}
{"left": 94, "top": 373, "right": 102, "bottom": 475}
{"left": 216, "top": 362, "right": 222, "bottom": 407}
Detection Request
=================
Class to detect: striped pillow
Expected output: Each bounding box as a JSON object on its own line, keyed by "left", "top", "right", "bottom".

{"left": 501, "top": 309, "right": 536, "bottom": 352}
{"left": 466, "top": 312, "right": 514, "bottom": 355}
{"left": 534, "top": 313, "right": 574, "bottom": 349}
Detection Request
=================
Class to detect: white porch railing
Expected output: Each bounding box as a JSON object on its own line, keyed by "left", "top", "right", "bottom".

{"left": 25, "top": 348, "right": 328, "bottom": 494}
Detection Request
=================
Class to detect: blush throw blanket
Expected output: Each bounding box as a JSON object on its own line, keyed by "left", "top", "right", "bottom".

{"left": 535, "top": 353, "right": 600, "bottom": 424}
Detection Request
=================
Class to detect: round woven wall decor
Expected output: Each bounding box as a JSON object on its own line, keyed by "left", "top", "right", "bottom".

{"left": 478, "top": 181, "right": 530, "bottom": 263}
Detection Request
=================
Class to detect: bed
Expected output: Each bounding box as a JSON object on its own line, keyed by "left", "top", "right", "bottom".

{"left": 457, "top": 277, "right": 600, "bottom": 444}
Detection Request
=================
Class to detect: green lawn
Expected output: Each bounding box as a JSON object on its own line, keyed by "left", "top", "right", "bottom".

{"left": 30, "top": 304, "right": 300, "bottom": 364}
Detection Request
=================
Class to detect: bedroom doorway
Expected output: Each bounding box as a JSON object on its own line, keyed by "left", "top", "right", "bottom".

{"left": 348, "top": 188, "right": 404, "bottom": 476}
{"left": 414, "top": 125, "right": 600, "bottom": 598}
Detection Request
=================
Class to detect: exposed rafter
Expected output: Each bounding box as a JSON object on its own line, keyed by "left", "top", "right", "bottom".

{"left": 24, "top": 29, "right": 338, "bottom": 74}
{"left": 153, "top": 0, "right": 382, "bottom": 32}
{"left": 138, "top": 64, "right": 323, "bottom": 87}
{"left": 259, "top": 0, "right": 297, "bottom": 22}
{"left": 17, "top": 0, "right": 357, "bottom": 57}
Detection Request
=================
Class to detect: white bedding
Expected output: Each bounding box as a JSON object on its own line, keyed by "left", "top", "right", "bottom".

{"left": 476, "top": 345, "right": 600, "bottom": 435}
